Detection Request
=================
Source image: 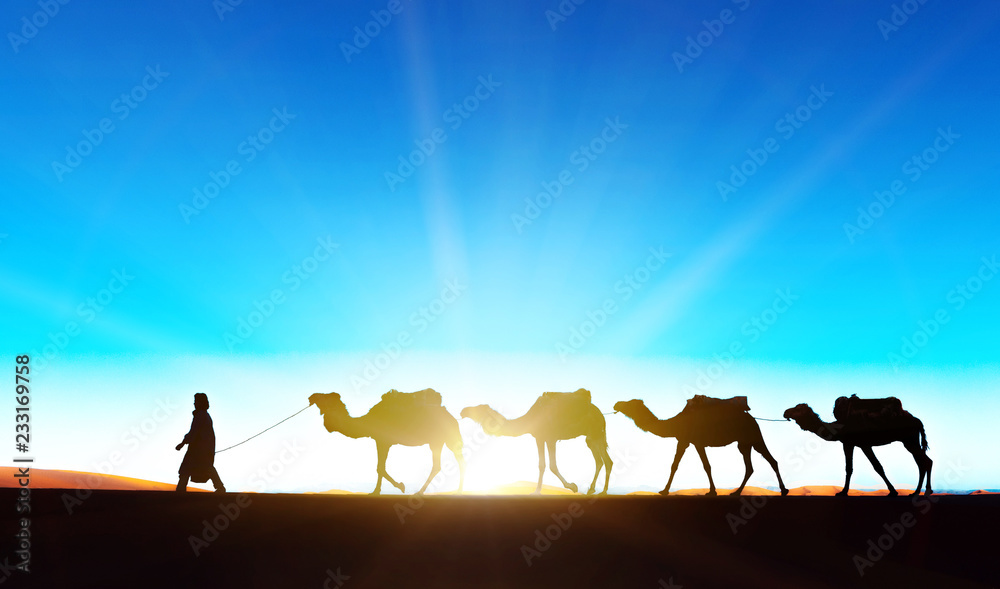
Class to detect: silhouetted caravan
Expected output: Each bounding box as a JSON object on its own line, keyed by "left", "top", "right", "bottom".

{"left": 175, "top": 392, "right": 226, "bottom": 492}
{"left": 614, "top": 395, "right": 789, "bottom": 496}
{"left": 308, "top": 388, "right": 465, "bottom": 495}
{"left": 784, "top": 395, "right": 933, "bottom": 496}
{"left": 460, "top": 388, "right": 613, "bottom": 495}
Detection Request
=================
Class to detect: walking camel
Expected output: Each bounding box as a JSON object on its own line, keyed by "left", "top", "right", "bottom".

{"left": 783, "top": 396, "right": 932, "bottom": 496}
{"left": 308, "top": 389, "right": 465, "bottom": 495}
{"left": 614, "top": 397, "right": 789, "bottom": 496}
{"left": 460, "top": 389, "right": 613, "bottom": 495}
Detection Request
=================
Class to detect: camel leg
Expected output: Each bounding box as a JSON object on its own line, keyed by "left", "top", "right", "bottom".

{"left": 585, "top": 438, "right": 602, "bottom": 495}
{"left": 837, "top": 444, "right": 854, "bottom": 497}
{"left": 695, "top": 445, "right": 717, "bottom": 496}
{"left": 754, "top": 440, "right": 789, "bottom": 496}
{"left": 861, "top": 446, "right": 897, "bottom": 496}
{"left": 533, "top": 438, "right": 545, "bottom": 495}
{"left": 660, "top": 442, "right": 688, "bottom": 495}
{"left": 600, "top": 447, "right": 613, "bottom": 494}
{"left": 903, "top": 439, "right": 932, "bottom": 496}
{"left": 416, "top": 443, "right": 442, "bottom": 495}
{"left": 547, "top": 441, "right": 578, "bottom": 493}
{"left": 585, "top": 436, "right": 612, "bottom": 495}
{"left": 730, "top": 443, "right": 753, "bottom": 496}
{"left": 446, "top": 438, "right": 466, "bottom": 494}
{"left": 372, "top": 441, "right": 405, "bottom": 496}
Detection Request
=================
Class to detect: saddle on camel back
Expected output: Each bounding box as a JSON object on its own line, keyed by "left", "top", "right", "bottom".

{"left": 833, "top": 394, "right": 908, "bottom": 423}
{"left": 541, "top": 388, "right": 592, "bottom": 405}
{"left": 683, "top": 394, "right": 750, "bottom": 413}
{"left": 380, "top": 388, "right": 443, "bottom": 408}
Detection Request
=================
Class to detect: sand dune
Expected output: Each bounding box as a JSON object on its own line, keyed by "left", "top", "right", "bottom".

{"left": 0, "top": 467, "right": 210, "bottom": 492}
{"left": 1, "top": 468, "right": 991, "bottom": 496}
{"left": 8, "top": 487, "right": 998, "bottom": 588}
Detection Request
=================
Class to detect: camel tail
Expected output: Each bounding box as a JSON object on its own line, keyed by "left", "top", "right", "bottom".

{"left": 920, "top": 426, "right": 929, "bottom": 452}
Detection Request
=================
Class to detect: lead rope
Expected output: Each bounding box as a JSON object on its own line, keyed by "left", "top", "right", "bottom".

{"left": 215, "top": 405, "right": 313, "bottom": 454}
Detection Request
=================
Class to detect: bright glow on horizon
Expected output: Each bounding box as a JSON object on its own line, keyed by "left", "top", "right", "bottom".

{"left": 25, "top": 352, "right": 1000, "bottom": 494}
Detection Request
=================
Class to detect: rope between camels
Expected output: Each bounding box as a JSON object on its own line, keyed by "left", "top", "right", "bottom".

{"left": 215, "top": 405, "right": 313, "bottom": 454}
{"left": 753, "top": 416, "right": 790, "bottom": 422}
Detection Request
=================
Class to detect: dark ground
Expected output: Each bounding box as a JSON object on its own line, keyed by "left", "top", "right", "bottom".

{"left": 1, "top": 489, "right": 998, "bottom": 588}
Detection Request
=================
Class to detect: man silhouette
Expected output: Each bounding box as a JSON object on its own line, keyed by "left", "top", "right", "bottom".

{"left": 176, "top": 392, "right": 226, "bottom": 492}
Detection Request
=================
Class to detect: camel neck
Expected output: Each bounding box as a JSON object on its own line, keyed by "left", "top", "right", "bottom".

{"left": 332, "top": 410, "right": 371, "bottom": 440}
{"left": 798, "top": 414, "right": 839, "bottom": 441}
{"left": 629, "top": 405, "right": 675, "bottom": 437}
{"left": 498, "top": 411, "right": 534, "bottom": 437}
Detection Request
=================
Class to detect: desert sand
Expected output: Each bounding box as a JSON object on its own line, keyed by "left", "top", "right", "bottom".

{"left": 1, "top": 473, "right": 998, "bottom": 588}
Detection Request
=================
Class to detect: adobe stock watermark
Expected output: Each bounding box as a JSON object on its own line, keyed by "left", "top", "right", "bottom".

{"left": 843, "top": 127, "right": 958, "bottom": 243}
{"left": 544, "top": 0, "right": 588, "bottom": 31}
{"left": 877, "top": 0, "right": 932, "bottom": 41}
{"left": 888, "top": 255, "right": 997, "bottom": 371}
{"left": 246, "top": 440, "right": 306, "bottom": 492}
{"left": 727, "top": 419, "right": 840, "bottom": 534}
{"left": 7, "top": 0, "right": 71, "bottom": 53}
{"left": 62, "top": 397, "right": 180, "bottom": 514}
{"left": 50, "top": 65, "right": 169, "bottom": 182}
{"left": 555, "top": 246, "right": 671, "bottom": 360}
{"left": 853, "top": 457, "right": 968, "bottom": 576}
{"left": 179, "top": 107, "right": 296, "bottom": 223}
{"left": 223, "top": 236, "right": 339, "bottom": 351}
{"left": 321, "top": 567, "right": 350, "bottom": 588}
{"left": 717, "top": 84, "right": 833, "bottom": 201}
{"left": 511, "top": 116, "right": 628, "bottom": 233}
{"left": 683, "top": 288, "right": 798, "bottom": 395}
{"left": 395, "top": 409, "right": 501, "bottom": 524}
{"left": 521, "top": 499, "right": 592, "bottom": 566}
{"left": 340, "top": 0, "right": 411, "bottom": 63}
{"left": 188, "top": 494, "right": 252, "bottom": 556}
{"left": 672, "top": 0, "right": 752, "bottom": 73}
{"left": 29, "top": 268, "right": 134, "bottom": 372}
{"left": 350, "top": 278, "right": 467, "bottom": 392}
{"left": 213, "top": 0, "right": 246, "bottom": 21}
{"left": 385, "top": 75, "right": 501, "bottom": 192}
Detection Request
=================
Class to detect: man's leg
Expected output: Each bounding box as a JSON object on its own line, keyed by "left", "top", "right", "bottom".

{"left": 210, "top": 467, "right": 226, "bottom": 493}
{"left": 176, "top": 470, "right": 190, "bottom": 492}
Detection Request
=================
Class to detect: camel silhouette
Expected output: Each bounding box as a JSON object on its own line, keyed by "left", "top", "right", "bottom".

{"left": 460, "top": 389, "right": 613, "bottom": 495}
{"left": 783, "top": 398, "right": 933, "bottom": 496}
{"left": 614, "top": 398, "right": 789, "bottom": 496}
{"left": 308, "top": 389, "right": 465, "bottom": 495}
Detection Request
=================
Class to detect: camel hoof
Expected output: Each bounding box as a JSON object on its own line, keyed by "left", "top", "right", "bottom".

{"left": 530, "top": 490, "right": 542, "bottom": 496}
{"left": 780, "top": 488, "right": 789, "bottom": 497}
{"left": 705, "top": 490, "right": 717, "bottom": 497}
{"left": 369, "top": 491, "right": 382, "bottom": 496}
{"left": 586, "top": 487, "right": 596, "bottom": 496}
{"left": 567, "top": 483, "right": 579, "bottom": 494}
{"left": 729, "top": 490, "right": 741, "bottom": 496}
{"left": 924, "top": 490, "right": 933, "bottom": 496}
{"left": 396, "top": 482, "right": 406, "bottom": 493}
{"left": 887, "top": 489, "right": 898, "bottom": 497}
{"left": 835, "top": 490, "right": 848, "bottom": 497}
{"left": 658, "top": 489, "right": 670, "bottom": 496}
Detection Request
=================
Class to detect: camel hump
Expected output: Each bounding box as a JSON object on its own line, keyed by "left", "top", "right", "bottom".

{"left": 833, "top": 395, "right": 906, "bottom": 422}
{"left": 381, "top": 388, "right": 443, "bottom": 407}
{"left": 684, "top": 394, "right": 750, "bottom": 413}
{"left": 542, "top": 388, "right": 591, "bottom": 404}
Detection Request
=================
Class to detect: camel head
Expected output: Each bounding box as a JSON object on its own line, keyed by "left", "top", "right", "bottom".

{"left": 460, "top": 404, "right": 504, "bottom": 435}
{"left": 783, "top": 403, "right": 819, "bottom": 427}
{"left": 613, "top": 399, "right": 648, "bottom": 420}
{"left": 308, "top": 392, "right": 348, "bottom": 433}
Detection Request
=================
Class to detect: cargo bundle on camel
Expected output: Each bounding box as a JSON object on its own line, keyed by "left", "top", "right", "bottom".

{"left": 614, "top": 394, "right": 789, "bottom": 496}
{"left": 783, "top": 395, "right": 932, "bottom": 496}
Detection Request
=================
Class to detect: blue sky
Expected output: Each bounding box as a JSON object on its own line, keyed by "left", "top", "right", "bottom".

{"left": 2, "top": 1, "right": 999, "bottom": 491}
